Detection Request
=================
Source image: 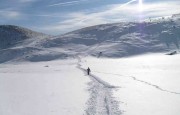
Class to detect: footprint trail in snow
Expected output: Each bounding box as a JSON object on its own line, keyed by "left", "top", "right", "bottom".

{"left": 93, "top": 71, "right": 180, "bottom": 95}
{"left": 76, "top": 56, "right": 121, "bottom": 115}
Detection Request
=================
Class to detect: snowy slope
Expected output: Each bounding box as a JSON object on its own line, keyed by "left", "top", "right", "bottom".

{"left": 1, "top": 18, "right": 180, "bottom": 63}
{"left": 0, "top": 25, "right": 54, "bottom": 63}
{"left": 1, "top": 17, "right": 180, "bottom": 115}
{"left": 0, "top": 25, "right": 48, "bottom": 49}
{"left": 45, "top": 19, "right": 180, "bottom": 58}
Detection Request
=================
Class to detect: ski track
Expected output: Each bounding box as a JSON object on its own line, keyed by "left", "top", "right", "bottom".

{"left": 76, "top": 56, "right": 121, "bottom": 115}
{"left": 93, "top": 71, "right": 180, "bottom": 95}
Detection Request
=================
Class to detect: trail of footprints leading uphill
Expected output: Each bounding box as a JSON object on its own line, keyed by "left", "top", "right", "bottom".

{"left": 76, "top": 56, "right": 121, "bottom": 115}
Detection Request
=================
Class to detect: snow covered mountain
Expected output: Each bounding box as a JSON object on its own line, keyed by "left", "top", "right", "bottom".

{"left": 47, "top": 18, "right": 180, "bottom": 57}
{"left": 0, "top": 25, "right": 51, "bottom": 63}
{"left": 0, "top": 18, "right": 180, "bottom": 63}
{"left": 0, "top": 25, "right": 48, "bottom": 49}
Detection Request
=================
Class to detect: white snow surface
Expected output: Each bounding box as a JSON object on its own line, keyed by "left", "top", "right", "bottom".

{"left": 0, "top": 59, "right": 90, "bottom": 115}
{"left": 1, "top": 53, "right": 180, "bottom": 115}
{"left": 81, "top": 53, "right": 180, "bottom": 115}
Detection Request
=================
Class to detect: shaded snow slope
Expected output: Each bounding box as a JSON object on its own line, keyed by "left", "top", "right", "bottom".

{"left": 0, "top": 25, "right": 55, "bottom": 63}
{"left": 0, "top": 25, "right": 48, "bottom": 49}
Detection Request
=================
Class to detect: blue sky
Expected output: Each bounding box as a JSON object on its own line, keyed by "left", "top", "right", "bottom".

{"left": 0, "top": 0, "right": 180, "bottom": 35}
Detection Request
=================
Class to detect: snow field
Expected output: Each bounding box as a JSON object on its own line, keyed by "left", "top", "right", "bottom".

{"left": 81, "top": 53, "right": 180, "bottom": 115}
{"left": 0, "top": 59, "right": 90, "bottom": 115}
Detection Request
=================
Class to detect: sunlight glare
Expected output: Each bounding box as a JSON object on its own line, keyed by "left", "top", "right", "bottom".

{"left": 138, "top": 0, "right": 144, "bottom": 12}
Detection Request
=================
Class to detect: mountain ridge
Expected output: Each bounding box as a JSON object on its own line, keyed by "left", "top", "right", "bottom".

{"left": 0, "top": 25, "right": 49, "bottom": 49}
{"left": 0, "top": 18, "right": 180, "bottom": 63}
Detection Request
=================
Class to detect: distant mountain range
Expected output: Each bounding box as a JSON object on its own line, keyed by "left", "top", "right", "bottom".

{"left": 0, "top": 17, "right": 180, "bottom": 63}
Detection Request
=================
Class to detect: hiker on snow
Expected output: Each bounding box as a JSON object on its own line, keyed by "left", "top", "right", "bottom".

{"left": 87, "top": 67, "right": 91, "bottom": 75}
{"left": 98, "top": 52, "right": 102, "bottom": 58}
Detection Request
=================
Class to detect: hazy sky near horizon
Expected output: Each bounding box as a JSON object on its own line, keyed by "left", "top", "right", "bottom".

{"left": 0, "top": 0, "right": 180, "bottom": 35}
